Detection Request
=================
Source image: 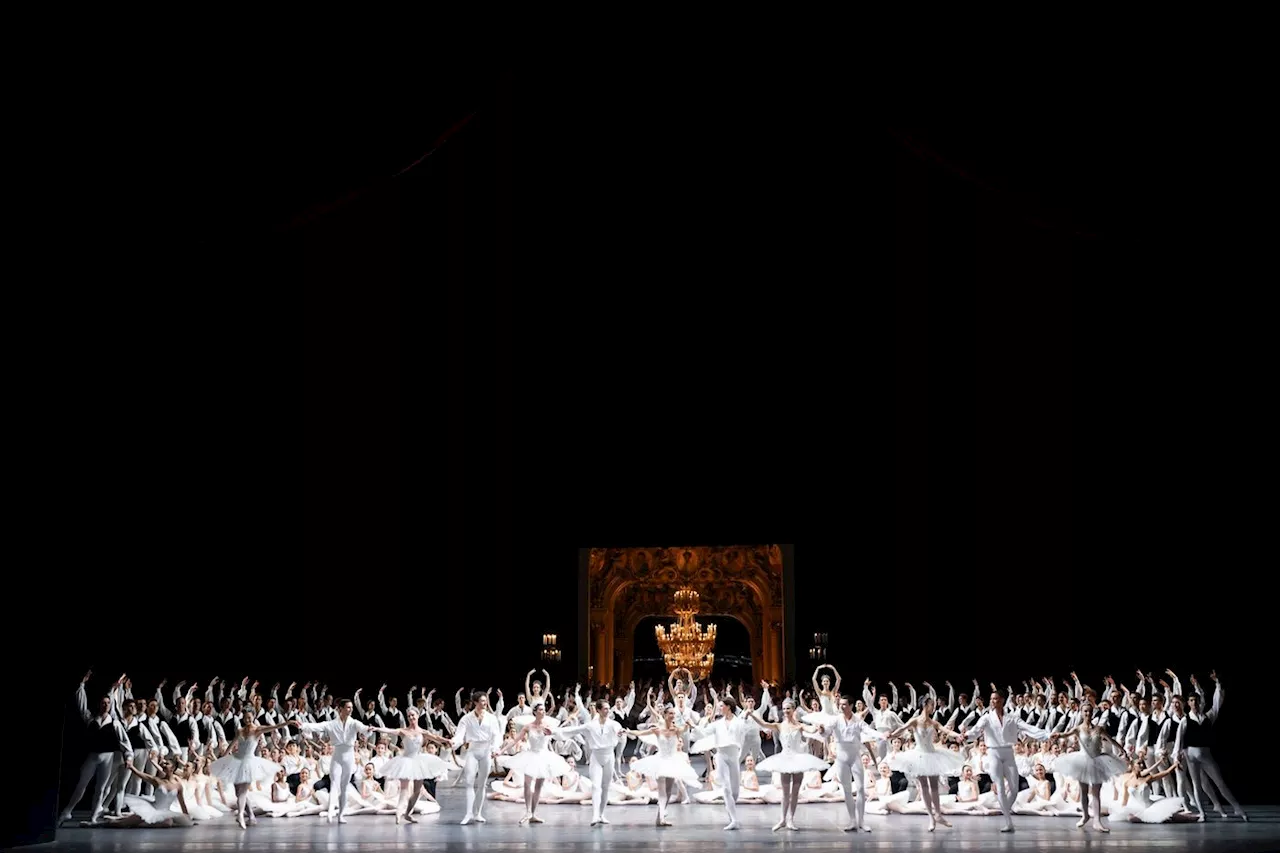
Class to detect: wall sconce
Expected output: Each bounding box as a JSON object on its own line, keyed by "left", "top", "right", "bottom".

{"left": 809, "top": 632, "right": 829, "bottom": 661}
{"left": 541, "top": 633, "right": 560, "bottom": 662}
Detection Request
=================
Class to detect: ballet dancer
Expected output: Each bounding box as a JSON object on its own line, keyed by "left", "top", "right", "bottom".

{"left": 749, "top": 698, "right": 828, "bottom": 831}
{"left": 819, "top": 693, "right": 884, "bottom": 832}
{"left": 59, "top": 672, "right": 131, "bottom": 826}
{"left": 624, "top": 705, "right": 701, "bottom": 826}
{"left": 1049, "top": 698, "right": 1128, "bottom": 832}
{"left": 691, "top": 695, "right": 747, "bottom": 830}
{"left": 366, "top": 708, "right": 452, "bottom": 823}
{"left": 1181, "top": 671, "right": 1246, "bottom": 821}
{"left": 886, "top": 696, "right": 966, "bottom": 831}
{"left": 505, "top": 703, "right": 573, "bottom": 824}
{"left": 210, "top": 709, "right": 291, "bottom": 828}
{"left": 293, "top": 698, "right": 372, "bottom": 824}
{"left": 960, "top": 690, "right": 1051, "bottom": 833}
{"left": 449, "top": 690, "right": 504, "bottom": 825}
{"left": 556, "top": 699, "right": 626, "bottom": 826}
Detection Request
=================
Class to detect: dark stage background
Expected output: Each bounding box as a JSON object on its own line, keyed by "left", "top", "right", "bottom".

{"left": 8, "top": 73, "right": 1272, "bottom": 845}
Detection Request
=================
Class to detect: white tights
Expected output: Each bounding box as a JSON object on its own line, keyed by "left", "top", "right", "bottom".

{"left": 777, "top": 772, "right": 802, "bottom": 825}
{"left": 523, "top": 777, "right": 545, "bottom": 816}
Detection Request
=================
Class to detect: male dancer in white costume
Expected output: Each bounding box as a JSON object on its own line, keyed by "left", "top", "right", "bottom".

{"left": 821, "top": 694, "right": 885, "bottom": 832}
{"left": 557, "top": 699, "right": 626, "bottom": 826}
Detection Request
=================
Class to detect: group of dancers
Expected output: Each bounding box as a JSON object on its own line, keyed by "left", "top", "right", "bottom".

{"left": 58, "top": 663, "right": 1247, "bottom": 835}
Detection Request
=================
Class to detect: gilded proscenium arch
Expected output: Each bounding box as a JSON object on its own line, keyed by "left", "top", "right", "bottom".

{"left": 586, "top": 545, "right": 787, "bottom": 687}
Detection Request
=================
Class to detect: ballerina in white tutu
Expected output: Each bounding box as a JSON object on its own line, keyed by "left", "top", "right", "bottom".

{"left": 505, "top": 703, "right": 572, "bottom": 824}
{"left": 801, "top": 665, "right": 843, "bottom": 729}
{"left": 748, "top": 698, "right": 828, "bottom": 831}
{"left": 108, "top": 758, "right": 194, "bottom": 827}
{"left": 885, "top": 696, "right": 966, "bottom": 832}
{"left": 209, "top": 710, "right": 291, "bottom": 828}
{"left": 622, "top": 705, "right": 701, "bottom": 826}
{"left": 1109, "top": 754, "right": 1197, "bottom": 823}
{"left": 1048, "top": 699, "right": 1128, "bottom": 833}
{"left": 366, "top": 708, "right": 453, "bottom": 823}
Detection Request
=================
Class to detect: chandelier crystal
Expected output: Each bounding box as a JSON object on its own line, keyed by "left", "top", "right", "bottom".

{"left": 654, "top": 588, "right": 717, "bottom": 680}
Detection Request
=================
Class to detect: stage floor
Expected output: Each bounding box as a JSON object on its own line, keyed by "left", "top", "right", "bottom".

{"left": 48, "top": 787, "right": 1280, "bottom": 852}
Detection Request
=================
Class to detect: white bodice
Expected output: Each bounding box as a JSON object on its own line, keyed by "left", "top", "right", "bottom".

{"left": 1079, "top": 729, "right": 1103, "bottom": 758}
{"left": 819, "top": 694, "right": 837, "bottom": 715}
{"left": 400, "top": 732, "right": 424, "bottom": 758}
{"left": 526, "top": 728, "right": 550, "bottom": 753}
{"left": 656, "top": 732, "right": 678, "bottom": 758}
{"left": 235, "top": 734, "right": 261, "bottom": 760}
{"left": 153, "top": 786, "right": 179, "bottom": 812}
{"left": 914, "top": 723, "right": 936, "bottom": 753}
{"left": 1128, "top": 783, "right": 1152, "bottom": 809}
{"left": 778, "top": 725, "right": 808, "bottom": 754}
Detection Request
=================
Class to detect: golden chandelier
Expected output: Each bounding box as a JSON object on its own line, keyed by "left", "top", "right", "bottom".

{"left": 654, "top": 588, "right": 716, "bottom": 680}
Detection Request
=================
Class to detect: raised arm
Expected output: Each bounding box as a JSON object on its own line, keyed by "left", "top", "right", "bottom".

{"left": 830, "top": 665, "right": 842, "bottom": 693}
{"left": 76, "top": 674, "right": 93, "bottom": 724}
{"left": 810, "top": 665, "right": 824, "bottom": 695}
{"left": 1206, "top": 672, "right": 1223, "bottom": 721}
{"left": 125, "top": 758, "right": 163, "bottom": 789}
{"left": 623, "top": 682, "right": 636, "bottom": 715}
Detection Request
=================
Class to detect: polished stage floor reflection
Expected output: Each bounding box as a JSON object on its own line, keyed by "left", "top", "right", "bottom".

{"left": 48, "top": 787, "right": 1280, "bottom": 851}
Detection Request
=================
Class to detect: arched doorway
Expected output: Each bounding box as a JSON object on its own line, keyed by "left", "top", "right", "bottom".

{"left": 632, "top": 615, "right": 753, "bottom": 686}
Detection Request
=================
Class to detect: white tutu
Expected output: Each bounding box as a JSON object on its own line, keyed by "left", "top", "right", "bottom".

{"left": 1113, "top": 794, "right": 1187, "bottom": 824}
{"left": 510, "top": 714, "right": 560, "bottom": 729}
{"left": 1052, "top": 750, "right": 1126, "bottom": 786}
{"left": 755, "top": 751, "right": 829, "bottom": 775}
{"left": 800, "top": 711, "right": 840, "bottom": 728}
{"left": 209, "top": 753, "right": 281, "bottom": 786}
{"left": 630, "top": 755, "right": 702, "bottom": 787}
{"left": 889, "top": 748, "right": 965, "bottom": 778}
{"left": 380, "top": 753, "right": 450, "bottom": 781}
{"left": 124, "top": 792, "right": 193, "bottom": 826}
{"left": 504, "top": 749, "right": 572, "bottom": 780}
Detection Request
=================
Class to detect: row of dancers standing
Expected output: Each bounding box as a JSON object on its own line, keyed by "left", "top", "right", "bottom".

{"left": 57, "top": 664, "right": 1247, "bottom": 834}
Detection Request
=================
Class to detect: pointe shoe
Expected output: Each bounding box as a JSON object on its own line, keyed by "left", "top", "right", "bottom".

{"left": 842, "top": 823, "right": 857, "bottom": 831}
{"left": 1001, "top": 823, "right": 1015, "bottom": 833}
{"left": 1092, "top": 820, "right": 1109, "bottom": 833}
{"left": 396, "top": 813, "right": 404, "bottom": 825}
{"left": 786, "top": 820, "right": 798, "bottom": 830}
{"left": 723, "top": 821, "right": 739, "bottom": 830}
{"left": 531, "top": 814, "right": 544, "bottom": 823}
{"left": 928, "top": 820, "right": 935, "bottom": 832}
{"left": 338, "top": 816, "right": 348, "bottom": 824}
{"left": 596, "top": 816, "right": 607, "bottom": 824}
{"left": 237, "top": 814, "right": 247, "bottom": 829}
{"left": 406, "top": 813, "right": 417, "bottom": 823}
{"left": 1076, "top": 817, "right": 1088, "bottom": 828}
{"left": 521, "top": 814, "right": 532, "bottom": 825}
{"left": 937, "top": 817, "right": 951, "bottom": 827}
{"left": 474, "top": 815, "right": 486, "bottom": 823}
{"left": 861, "top": 824, "right": 872, "bottom": 832}
{"left": 772, "top": 818, "right": 786, "bottom": 831}
{"left": 460, "top": 816, "right": 472, "bottom": 825}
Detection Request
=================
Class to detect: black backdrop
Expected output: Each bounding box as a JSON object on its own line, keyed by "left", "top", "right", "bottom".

{"left": 7, "top": 72, "right": 1273, "bottom": 846}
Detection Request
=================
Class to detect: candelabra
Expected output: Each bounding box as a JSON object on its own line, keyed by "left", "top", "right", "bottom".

{"left": 541, "top": 633, "right": 561, "bottom": 663}
{"left": 809, "top": 632, "right": 828, "bottom": 661}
